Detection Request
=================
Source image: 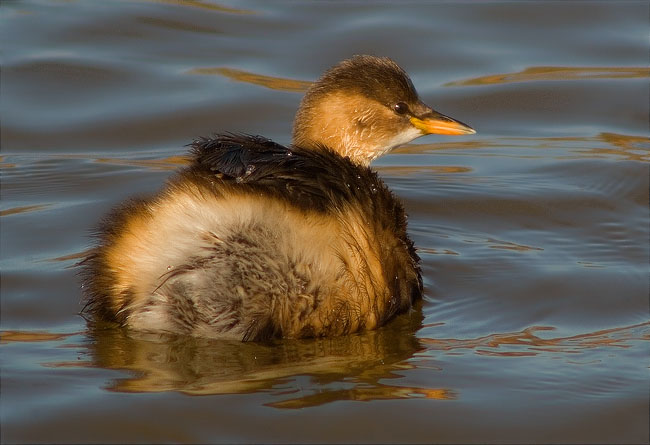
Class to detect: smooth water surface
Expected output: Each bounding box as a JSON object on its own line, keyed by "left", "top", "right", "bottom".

{"left": 1, "top": 1, "right": 649, "bottom": 443}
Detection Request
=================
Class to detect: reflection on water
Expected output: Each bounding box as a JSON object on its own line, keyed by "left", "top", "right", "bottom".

{"left": 0, "top": 204, "right": 52, "bottom": 217}
{"left": 42, "top": 250, "right": 90, "bottom": 264}
{"left": 268, "top": 384, "right": 455, "bottom": 409}
{"left": 376, "top": 165, "right": 473, "bottom": 176}
{"left": 0, "top": 156, "right": 16, "bottom": 169}
{"left": 139, "top": 0, "right": 254, "bottom": 15}
{"left": 2, "top": 319, "right": 647, "bottom": 409}
{"left": 190, "top": 67, "right": 311, "bottom": 92}
{"left": 137, "top": 16, "right": 224, "bottom": 35}
{"left": 93, "top": 155, "right": 190, "bottom": 170}
{"left": 0, "top": 331, "right": 77, "bottom": 344}
{"left": 446, "top": 66, "right": 650, "bottom": 86}
{"left": 577, "top": 132, "right": 650, "bottom": 162}
{"left": 399, "top": 133, "right": 649, "bottom": 162}
{"left": 422, "top": 321, "right": 650, "bottom": 357}
{"left": 46, "top": 309, "right": 427, "bottom": 403}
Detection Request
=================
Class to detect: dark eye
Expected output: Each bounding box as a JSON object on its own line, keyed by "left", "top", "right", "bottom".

{"left": 393, "top": 102, "right": 409, "bottom": 115}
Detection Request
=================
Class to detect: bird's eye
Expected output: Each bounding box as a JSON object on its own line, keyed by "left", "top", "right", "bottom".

{"left": 393, "top": 102, "right": 409, "bottom": 115}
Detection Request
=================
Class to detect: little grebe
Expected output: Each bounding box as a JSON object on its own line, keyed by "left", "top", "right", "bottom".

{"left": 81, "top": 55, "right": 475, "bottom": 341}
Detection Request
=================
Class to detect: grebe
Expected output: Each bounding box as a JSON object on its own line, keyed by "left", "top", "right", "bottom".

{"left": 81, "top": 55, "right": 475, "bottom": 341}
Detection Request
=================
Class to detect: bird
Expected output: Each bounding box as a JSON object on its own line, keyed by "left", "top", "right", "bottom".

{"left": 80, "top": 55, "right": 475, "bottom": 341}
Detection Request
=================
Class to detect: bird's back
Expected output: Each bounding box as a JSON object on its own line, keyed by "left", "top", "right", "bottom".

{"left": 82, "top": 134, "right": 422, "bottom": 341}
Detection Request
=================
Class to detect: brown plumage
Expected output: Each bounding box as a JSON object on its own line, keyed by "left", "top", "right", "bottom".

{"left": 80, "top": 55, "right": 475, "bottom": 341}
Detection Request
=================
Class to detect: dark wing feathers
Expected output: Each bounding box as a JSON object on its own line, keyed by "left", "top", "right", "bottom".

{"left": 190, "top": 133, "right": 289, "bottom": 180}
{"left": 188, "top": 133, "right": 386, "bottom": 213}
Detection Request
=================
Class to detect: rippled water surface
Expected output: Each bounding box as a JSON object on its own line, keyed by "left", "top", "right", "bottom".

{"left": 1, "top": 1, "right": 649, "bottom": 443}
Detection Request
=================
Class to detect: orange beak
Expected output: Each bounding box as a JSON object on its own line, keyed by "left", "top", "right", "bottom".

{"left": 410, "top": 111, "right": 476, "bottom": 136}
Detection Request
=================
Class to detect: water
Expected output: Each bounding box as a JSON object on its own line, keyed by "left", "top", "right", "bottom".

{"left": 1, "top": 0, "right": 649, "bottom": 443}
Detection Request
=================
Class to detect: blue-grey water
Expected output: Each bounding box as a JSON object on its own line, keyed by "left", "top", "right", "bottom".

{"left": 1, "top": 1, "right": 649, "bottom": 443}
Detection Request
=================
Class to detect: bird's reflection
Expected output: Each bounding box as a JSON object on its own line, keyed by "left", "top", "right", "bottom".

{"left": 83, "top": 304, "right": 455, "bottom": 406}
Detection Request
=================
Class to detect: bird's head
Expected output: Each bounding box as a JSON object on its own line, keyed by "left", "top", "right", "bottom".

{"left": 292, "top": 55, "right": 475, "bottom": 166}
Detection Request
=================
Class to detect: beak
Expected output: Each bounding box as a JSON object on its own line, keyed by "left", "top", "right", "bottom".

{"left": 410, "top": 110, "right": 476, "bottom": 136}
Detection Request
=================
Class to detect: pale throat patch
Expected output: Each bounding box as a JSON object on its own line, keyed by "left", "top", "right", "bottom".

{"left": 381, "top": 125, "right": 424, "bottom": 155}
{"left": 356, "top": 125, "right": 424, "bottom": 165}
